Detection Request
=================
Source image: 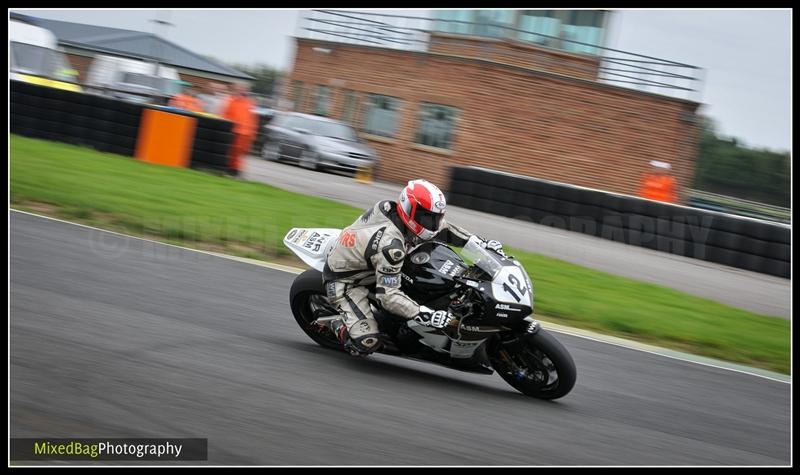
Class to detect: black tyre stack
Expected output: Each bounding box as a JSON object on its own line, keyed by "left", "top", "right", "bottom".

{"left": 190, "top": 116, "right": 235, "bottom": 174}
{"left": 11, "top": 80, "right": 141, "bottom": 157}
{"left": 448, "top": 166, "right": 790, "bottom": 278}
{"left": 11, "top": 80, "right": 237, "bottom": 175}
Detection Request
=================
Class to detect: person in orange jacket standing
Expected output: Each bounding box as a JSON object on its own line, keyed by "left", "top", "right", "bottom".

{"left": 639, "top": 160, "right": 678, "bottom": 203}
{"left": 221, "top": 82, "right": 257, "bottom": 175}
{"left": 168, "top": 83, "right": 205, "bottom": 113}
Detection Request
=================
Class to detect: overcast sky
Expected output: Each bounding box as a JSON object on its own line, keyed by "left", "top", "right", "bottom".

{"left": 12, "top": 8, "right": 792, "bottom": 152}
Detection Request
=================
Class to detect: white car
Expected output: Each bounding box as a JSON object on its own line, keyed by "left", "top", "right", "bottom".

{"left": 262, "top": 112, "right": 377, "bottom": 174}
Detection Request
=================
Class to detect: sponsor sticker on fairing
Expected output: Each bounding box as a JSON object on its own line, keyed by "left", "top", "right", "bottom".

{"left": 410, "top": 252, "right": 430, "bottom": 265}
{"left": 303, "top": 232, "right": 332, "bottom": 252}
{"left": 438, "top": 260, "right": 454, "bottom": 275}
{"left": 292, "top": 230, "right": 309, "bottom": 245}
{"left": 303, "top": 232, "right": 320, "bottom": 249}
{"left": 495, "top": 304, "right": 522, "bottom": 312}
{"left": 449, "top": 339, "right": 484, "bottom": 358}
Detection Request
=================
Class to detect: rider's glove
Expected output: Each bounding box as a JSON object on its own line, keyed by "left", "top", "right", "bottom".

{"left": 415, "top": 306, "right": 454, "bottom": 329}
{"left": 480, "top": 237, "right": 506, "bottom": 258}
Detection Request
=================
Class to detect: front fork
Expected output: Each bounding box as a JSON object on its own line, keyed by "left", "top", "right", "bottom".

{"left": 489, "top": 316, "right": 541, "bottom": 379}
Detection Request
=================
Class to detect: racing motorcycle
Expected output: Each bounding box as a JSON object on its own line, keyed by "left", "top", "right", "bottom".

{"left": 284, "top": 228, "right": 576, "bottom": 400}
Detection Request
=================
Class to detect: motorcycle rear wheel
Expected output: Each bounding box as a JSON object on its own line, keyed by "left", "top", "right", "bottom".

{"left": 289, "top": 269, "right": 344, "bottom": 352}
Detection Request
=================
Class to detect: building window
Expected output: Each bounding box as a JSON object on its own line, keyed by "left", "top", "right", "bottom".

{"left": 434, "top": 10, "right": 608, "bottom": 56}
{"left": 362, "top": 94, "right": 401, "bottom": 138}
{"left": 414, "top": 103, "right": 458, "bottom": 150}
{"left": 292, "top": 80, "right": 305, "bottom": 112}
{"left": 560, "top": 10, "right": 605, "bottom": 55}
{"left": 313, "top": 85, "right": 330, "bottom": 116}
{"left": 341, "top": 90, "right": 358, "bottom": 125}
{"left": 433, "top": 10, "right": 474, "bottom": 35}
{"left": 517, "top": 11, "right": 561, "bottom": 48}
{"left": 434, "top": 10, "right": 515, "bottom": 38}
{"left": 473, "top": 10, "right": 515, "bottom": 39}
{"left": 517, "top": 10, "right": 606, "bottom": 55}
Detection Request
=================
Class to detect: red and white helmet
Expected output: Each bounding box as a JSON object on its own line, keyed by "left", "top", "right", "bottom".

{"left": 397, "top": 179, "right": 447, "bottom": 241}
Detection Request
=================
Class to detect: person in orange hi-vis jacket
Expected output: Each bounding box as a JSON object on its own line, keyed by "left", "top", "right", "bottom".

{"left": 639, "top": 160, "right": 678, "bottom": 203}
{"left": 221, "top": 82, "right": 258, "bottom": 175}
{"left": 168, "top": 84, "right": 205, "bottom": 113}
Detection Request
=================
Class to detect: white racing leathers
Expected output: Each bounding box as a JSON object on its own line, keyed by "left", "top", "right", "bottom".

{"left": 323, "top": 200, "right": 473, "bottom": 352}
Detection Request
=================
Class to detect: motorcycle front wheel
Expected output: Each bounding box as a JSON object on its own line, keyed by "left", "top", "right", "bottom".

{"left": 489, "top": 329, "right": 576, "bottom": 400}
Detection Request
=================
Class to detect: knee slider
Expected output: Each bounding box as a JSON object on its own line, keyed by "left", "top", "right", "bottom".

{"left": 350, "top": 333, "right": 383, "bottom": 353}
{"left": 347, "top": 319, "right": 382, "bottom": 353}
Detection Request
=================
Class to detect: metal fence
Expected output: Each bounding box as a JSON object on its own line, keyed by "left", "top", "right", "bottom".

{"left": 687, "top": 189, "right": 791, "bottom": 224}
{"left": 296, "top": 9, "right": 704, "bottom": 102}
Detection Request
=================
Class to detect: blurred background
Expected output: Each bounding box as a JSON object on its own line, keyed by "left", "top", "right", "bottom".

{"left": 9, "top": 9, "right": 791, "bottom": 466}
{"left": 10, "top": 8, "right": 791, "bottom": 220}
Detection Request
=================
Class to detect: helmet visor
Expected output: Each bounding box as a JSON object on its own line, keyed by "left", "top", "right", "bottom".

{"left": 415, "top": 208, "right": 443, "bottom": 232}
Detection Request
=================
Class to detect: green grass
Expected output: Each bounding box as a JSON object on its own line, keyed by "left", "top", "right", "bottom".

{"left": 511, "top": 251, "right": 789, "bottom": 373}
{"left": 10, "top": 135, "right": 790, "bottom": 374}
{"left": 10, "top": 135, "right": 358, "bottom": 260}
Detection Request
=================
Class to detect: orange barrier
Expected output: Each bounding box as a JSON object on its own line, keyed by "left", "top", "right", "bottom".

{"left": 135, "top": 109, "right": 197, "bottom": 168}
{"left": 639, "top": 174, "right": 677, "bottom": 203}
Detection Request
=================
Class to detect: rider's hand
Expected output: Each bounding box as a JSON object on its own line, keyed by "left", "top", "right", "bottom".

{"left": 415, "top": 307, "right": 454, "bottom": 329}
{"left": 481, "top": 238, "right": 506, "bottom": 258}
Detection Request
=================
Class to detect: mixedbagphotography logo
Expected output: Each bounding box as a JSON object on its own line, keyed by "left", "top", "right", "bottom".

{"left": 10, "top": 438, "right": 208, "bottom": 461}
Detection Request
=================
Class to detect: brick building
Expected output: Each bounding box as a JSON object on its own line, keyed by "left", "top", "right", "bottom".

{"left": 285, "top": 10, "right": 703, "bottom": 201}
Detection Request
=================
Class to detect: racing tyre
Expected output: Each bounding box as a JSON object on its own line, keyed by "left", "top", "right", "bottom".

{"left": 289, "top": 269, "right": 345, "bottom": 352}
{"left": 489, "top": 329, "right": 576, "bottom": 400}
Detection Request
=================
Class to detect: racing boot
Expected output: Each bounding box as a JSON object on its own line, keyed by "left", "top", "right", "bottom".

{"left": 331, "top": 319, "right": 382, "bottom": 357}
{"left": 330, "top": 319, "right": 349, "bottom": 346}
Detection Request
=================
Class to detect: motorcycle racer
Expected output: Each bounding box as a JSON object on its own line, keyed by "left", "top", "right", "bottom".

{"left": 322, "top": 179, "right": 505, "bottom": 356}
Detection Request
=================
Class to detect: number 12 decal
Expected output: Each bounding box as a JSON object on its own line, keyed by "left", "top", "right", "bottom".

{"left": 502, "top": 274, "right": 527, "bottom": 302}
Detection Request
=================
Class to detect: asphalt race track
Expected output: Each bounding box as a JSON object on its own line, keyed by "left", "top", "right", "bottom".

{"left": 10, "top": 211, "right": 790, "bottom": 465}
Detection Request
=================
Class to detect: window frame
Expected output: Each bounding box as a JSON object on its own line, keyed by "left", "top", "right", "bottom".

{"left": 292, "top": 80, "right": 305, "bottom": 112}
{"left": 341, "top": 89, "right": 359, "bottom": 125}
{"left": 413, "top": 102, "right": 460, "bottom": 151}
{"left": 313, "top": 84, "right": 331, "bottom": 116}
{"left": 361, "top": 93, "right": 402, "bottom": 138}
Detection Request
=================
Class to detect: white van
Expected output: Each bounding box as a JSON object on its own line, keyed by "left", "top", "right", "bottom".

{"left": 9, "top": 19, "right": 81, "bottom": 91}
{"left": 85, "top": 55, "right": 182, "bottom": 104}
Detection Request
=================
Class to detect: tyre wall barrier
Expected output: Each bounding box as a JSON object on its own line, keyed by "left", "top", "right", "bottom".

{"left": 250, "top": 113, "right": 274, "bottom": 156}
{"left": 448, "top": 166, "right": 790, "bottom": 278}
{"left": 10, "top": 80, "right": 234, "bottom": 174}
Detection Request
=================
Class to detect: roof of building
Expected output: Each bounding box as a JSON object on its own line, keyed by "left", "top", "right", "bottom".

{"left": 10, "top": 12, "right": 253, "bottom": 80}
